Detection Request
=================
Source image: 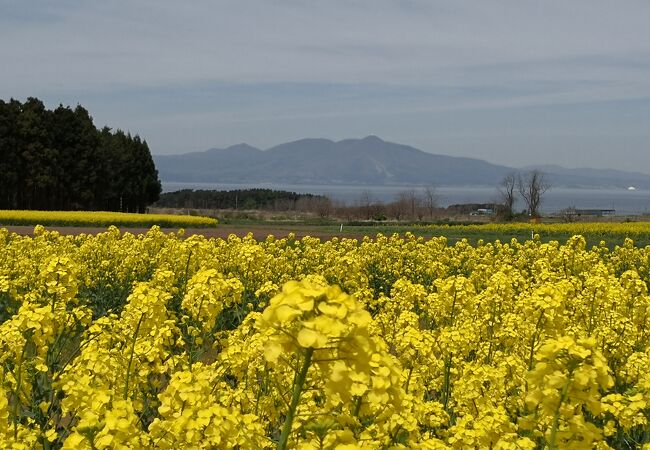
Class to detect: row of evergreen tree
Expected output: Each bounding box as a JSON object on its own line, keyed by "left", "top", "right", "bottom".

{"left": 0, "top": 97, "right": 161, "bottom": 212}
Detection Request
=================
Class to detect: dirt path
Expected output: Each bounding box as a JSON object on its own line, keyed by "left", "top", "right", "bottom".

{"left": 2, "top": 224, "right": 367, "bottom": 241}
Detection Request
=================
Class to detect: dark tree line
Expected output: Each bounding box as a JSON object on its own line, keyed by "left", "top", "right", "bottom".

{"left": 155, "top": 189, "right": 325, "bottom": 210}
{"left": 0, "top": 97, "right": 161, "bottom": 212}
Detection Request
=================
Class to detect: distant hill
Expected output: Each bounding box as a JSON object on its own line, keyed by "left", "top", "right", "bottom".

{"left": 154, "top": 136, "right": 650, "bottom": 189}
{"left": 523, "top": 164, "right": 650, "bottom": 190}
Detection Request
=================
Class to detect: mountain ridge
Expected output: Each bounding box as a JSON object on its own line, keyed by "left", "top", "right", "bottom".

{"left": 154, "top": 136, "right": 650, "bottom": 189}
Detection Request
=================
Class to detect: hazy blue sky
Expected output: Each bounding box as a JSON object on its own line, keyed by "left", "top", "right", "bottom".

{"left": 2, "top": 1, "right": 650, "bottom": 173}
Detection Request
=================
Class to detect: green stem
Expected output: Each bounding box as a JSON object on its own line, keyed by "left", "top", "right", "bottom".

{"left": 188, "top": 297, "right": 205, "bottom": 371}
{"left": 449, "top": 290, "right": 457, "bottom": 326}
{"left": 548, "top": 380, "right": 570, "bottom": 450}
{"left": 352, "top": 396, "right": 362, "bottom": 418}
{"left": 181, "top": 251, "right": 193, "bottom": 296}
{"left": 404, "top": 367, "right": 414, "bottom": 394}
{"left": 13, "top": 343, "right": 28, "bottom": 440}
{"left": 588, "top": 293, "right": 596, "bottom": 334}
{"left": 528, "top": 311, "right": 545, "bottom": 370}
{"left": 442, "top": 354, "right": 453, "bottom": 413}
{"left": 124, "top": 313, "right": 145, "bottom": 400}
{"left": 278, "top": 347, "right": 314, "bottom": 450}
{"left": 51, "top": 272, "right": 60, "bottom": 312}
{"left": 389, "top": 424, "right": 403, "bottom": 445}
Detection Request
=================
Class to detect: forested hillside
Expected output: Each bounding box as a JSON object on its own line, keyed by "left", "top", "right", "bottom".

{"left": 0, "top": 97, "right": 161, "bottom": 212}
{"left": 155, "top": 188, "right": 326, "bottom": 210}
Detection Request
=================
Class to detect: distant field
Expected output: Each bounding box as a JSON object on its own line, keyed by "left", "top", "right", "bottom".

{"left": 427, "top": 221, "right": 650, "bottom": 246}
{"left": 210, "top": 220, "right": 650, "bottom": 247}
{"left": 0, "top": 210, "right": 218, "bottom": 228}
{"left": 3, "top": 214, "right": 650, "bottom": 247}
{"left": 5, "top": 216, "right": 648, "bottom": 245}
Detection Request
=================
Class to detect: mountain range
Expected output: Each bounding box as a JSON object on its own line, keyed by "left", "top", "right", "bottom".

{"left": 154, "top": 136, "right": 650, "bottom": 189}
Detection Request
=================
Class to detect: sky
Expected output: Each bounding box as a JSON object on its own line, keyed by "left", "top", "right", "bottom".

{"left": 2, "top": 0, "right": 650, "bottom": 173}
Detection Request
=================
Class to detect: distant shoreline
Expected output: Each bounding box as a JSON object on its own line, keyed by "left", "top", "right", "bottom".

{"left": 162, "top": 182, "right": 650, "bottom": 215}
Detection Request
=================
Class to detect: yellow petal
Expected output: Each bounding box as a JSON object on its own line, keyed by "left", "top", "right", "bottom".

{"left": 264, "top": 341, "right": 284, "bottom": 363}
{"left": 275, "top": 305, "right": 301, "bottom": 323}
{"left": 297, "top": 328, "right": 327, "bottom": 348}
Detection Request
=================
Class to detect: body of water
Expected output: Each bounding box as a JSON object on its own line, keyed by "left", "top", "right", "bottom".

{"left": 162, "top": 182, "right": 650, "bottom": 216}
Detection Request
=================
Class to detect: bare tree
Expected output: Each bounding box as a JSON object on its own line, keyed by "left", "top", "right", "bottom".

{"left": 405, "top": 189, "right": 421, "bottom": 219}
{"left": 295, "top": 196, "right": 333, "bottom": 218}
{"left": 393, "top": 189, "right": 424, "bottom": 221}
{"left": 497, "top": 173, "right": 517, "bottom": 220}
{"left": 392, "top": 191, "right": 410, "bottom": 221}
{"left": 358, "top": 190, "right": 373, "bottom": 220}
{"left": 314, "top": 197, "right": 332, "bottom": 218}
{"left": 422, "top": 185, "right": 438, "bottom": 219}
{"left": 518, "top": 170, "right": 550, "bottom": 218}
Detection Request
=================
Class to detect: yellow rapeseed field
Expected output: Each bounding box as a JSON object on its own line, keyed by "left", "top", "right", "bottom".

{"left": 431, "top": 221, "right": 650, "bottom": 239}
{"left": 0, "top": 210, "right": 217, "bottom": 228}
{"left": 1, "top": 225, "right": 650, "bottom": 448}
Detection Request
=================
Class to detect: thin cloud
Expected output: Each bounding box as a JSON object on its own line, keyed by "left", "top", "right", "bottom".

{"left": 1, "top": 0, "right": 649, "bottom": 171}
{"left": 3, "top": 0, "right": 650, "bottom": 91}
